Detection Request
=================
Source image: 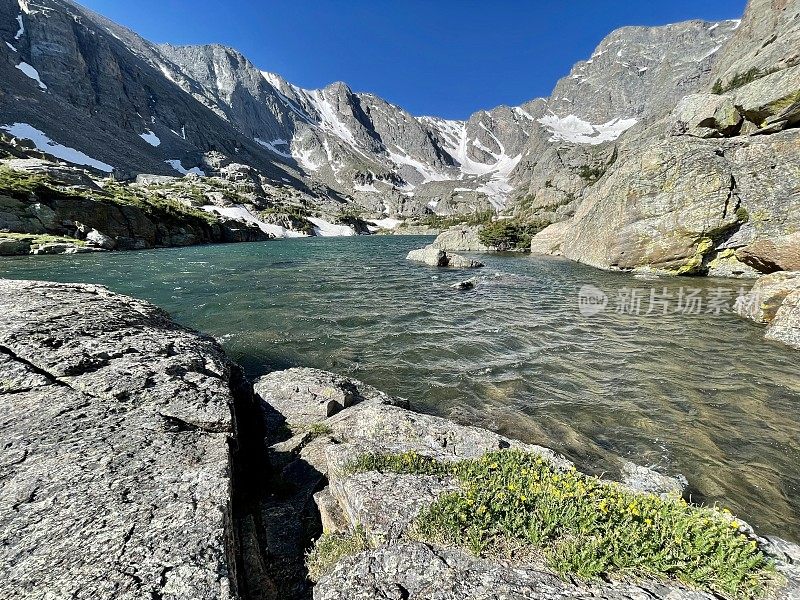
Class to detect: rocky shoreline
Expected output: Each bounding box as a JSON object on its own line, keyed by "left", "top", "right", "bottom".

{"left": 2, "top": 278, "right": 800, "bottom": 600}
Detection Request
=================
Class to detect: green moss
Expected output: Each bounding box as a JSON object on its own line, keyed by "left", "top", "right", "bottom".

{"left": 0, "top": 232, "right": 85, "bottom": 246}
{"left": 736, "top": 207, "right": 750, "bottom": 224}
{"left": 348, "top": 450, "right": 776, "bottom": 599}
{"left": 675, "top": 237, "right": 714, "bottom": 275}
{"left": 307, "top": 422, "right": 333, "bottom": 439}
{"left": 306, "top": 526, "right": 371, "bottom": 582}
{"left": 764, "top": 89, "right": 800, "bottom": 121}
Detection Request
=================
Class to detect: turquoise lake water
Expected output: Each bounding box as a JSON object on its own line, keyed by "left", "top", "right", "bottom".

{"left": 2, "top": 235, "right": 798, "bottom": 539}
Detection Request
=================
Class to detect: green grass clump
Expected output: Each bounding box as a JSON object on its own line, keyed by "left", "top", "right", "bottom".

{"left": 101, "top": 180, "right": 217, "bottom": 225}
{"left": 347, "top": 450, "right": 775, "bottom": 599}
{"left": 0, "top": 232, "right": 85, "bottom": 246}
{"left": 0, "top": 167, "right": 80, "bottom": 199}
{"left": 306, "top": 526, "right": 370, "bottom": 582}
{"left": 307, "top": 422, "right": 333, "bottom": 439}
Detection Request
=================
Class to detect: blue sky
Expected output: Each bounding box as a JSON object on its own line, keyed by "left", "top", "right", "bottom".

{"left": 80, "top": 0, "right": 747, "bottom": 120}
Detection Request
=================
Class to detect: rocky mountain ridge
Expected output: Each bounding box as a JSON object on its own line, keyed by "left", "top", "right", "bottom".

{"left": 0, "top": 0, "right": 743, "bottom": 222}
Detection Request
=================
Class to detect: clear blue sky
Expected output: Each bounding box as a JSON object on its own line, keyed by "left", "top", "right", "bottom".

{"left": 79, "top": 0, "right": 747, "bottom": 120}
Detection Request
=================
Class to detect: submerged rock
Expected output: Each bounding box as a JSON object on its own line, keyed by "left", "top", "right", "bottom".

{"left": 735, "top": 271, "right": 800, "bottom": 351}
{"left": 620, "top": 461, "right": 688, "bottom": 497}
{"left": 451, "top": 278, "right": 477, "bottom": 290}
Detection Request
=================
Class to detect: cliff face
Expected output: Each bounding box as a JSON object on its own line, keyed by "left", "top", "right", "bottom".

{"left": 532, "top": 0, "right": 800, "bottom": 277}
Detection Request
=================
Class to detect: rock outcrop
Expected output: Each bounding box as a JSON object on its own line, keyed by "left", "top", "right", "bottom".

{"left": 522, "top": 0, "right": 799, "bottom": 278}
{"left": 0, "top": 160, "right": 276, "bottom": 253}
{"left": 250, "top": 368, "right": 800, "bottom": 600}
{"left": 406, "top": 245, "right": 484, "bottom": 268}
{"left": 736, "top": 271, "right": 800, "bottom": 350}
{"left": 529, "top": 221, "right": 570, "bottom": 255}
{"left": 669, "top": 93, "right": 742, "bottom": 138}
{"left": 429, "top": 226, "right": 489, "bottom": 252}
{"left": 736, "top": 232, "right": 800, "bottom": 273}
{"left": 0, "top": 279, "right": 264, "bottom": 599}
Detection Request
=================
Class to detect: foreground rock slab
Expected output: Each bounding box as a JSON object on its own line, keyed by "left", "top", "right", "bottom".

{"left": 0, "top": 280, "right": 244, "bottom": 600}
{"left": 317, "top": 541, "right": 720, "bottom": 600}
{"left": 252, "top": 368, "right": 800, "bottom": 600}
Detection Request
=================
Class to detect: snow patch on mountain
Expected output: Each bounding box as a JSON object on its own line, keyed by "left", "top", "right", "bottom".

{"left": 14, "top": 14, "right": 24, "bottom": 39}
{"left": 295, "top": 144, "right": 321, "bottom": 172}
{"left": 15, "top": 62, "right": 46, "bottom": 89}
{"left": 255, "top": 138, "right": 292, "bottom": 158}
{"left": 165, "top": 159, "right": 204, "bottom": 176}
{"left": 366, "top": 217, "right": 403, "bottom": 232}
{"left": 386, "top": 146, "right": 449, "bottom": 184}
{"left": 139, "top": 130, "right": 161, "bottom": 146}
{"left": 2, "top": 122, "right": 112, "bottom": 172}
{"left": 537, "top": 114, "right": 637, "bottom": 145}
{"left": 308, "top": 216, "right": 356, "bottom": 237}
{"left": 202, "top": 204, "right": 305, "bottom": 238}
{"left": 6, "top": 42, "right": 17, "bottom": 52}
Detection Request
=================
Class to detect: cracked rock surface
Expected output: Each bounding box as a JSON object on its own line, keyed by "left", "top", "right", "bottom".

{"left": 0, "top": 279, "right": 239, "bottom": 600}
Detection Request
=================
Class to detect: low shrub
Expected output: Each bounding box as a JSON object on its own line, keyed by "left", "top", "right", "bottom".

{"left": 478, "top": 220, "right": 547, "bottom": 251}
{"left": 347, "top": 450, "right": 775, "bottom": 599}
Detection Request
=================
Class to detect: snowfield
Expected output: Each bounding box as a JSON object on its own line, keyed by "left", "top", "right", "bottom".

{"left": 202, "top": 204, "right": 306, "bottom": 238}
{"left": 537, "top": 114, "right": 637, "bottom": 145}
{"left": 140, "top": 130, "right": 161, "bottom": 147}
{"left": 165, "top": 159, "right": 205, "bottom": 176}
{"left": 15, "top": 62, "right": 47, "bottom": 90}
{"left": 1, "top": 122, "right": 113, "bottom": 172}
